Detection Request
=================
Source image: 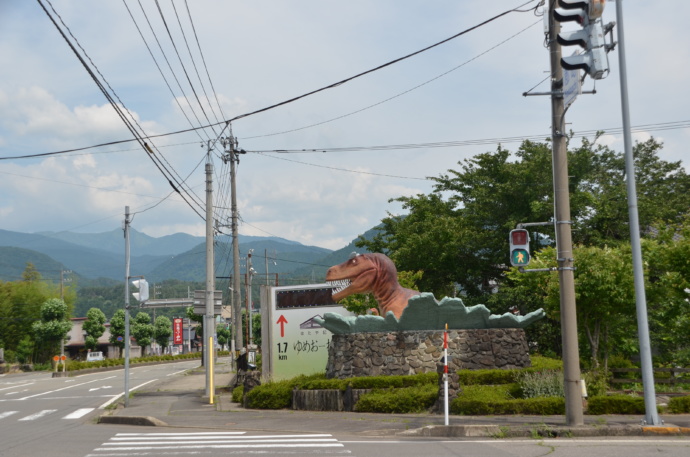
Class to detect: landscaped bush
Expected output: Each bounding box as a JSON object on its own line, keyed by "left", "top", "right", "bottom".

{"left": 667, "top": 396, "right": 690, "bottom": 413}
{"left": 452, "top": 397, "right": 565, "bottom": 415}
{"left": 530, "top": 356, "right": 563, "bottom": 371}
{"left": 354, "top": 384, "right": 438, "bottom": 413}
{"left": 231, "top": 385, "right": 244, "bottom": 403}
{"left": 518, "top": 369, "right": 564, "bottom": 399}
{"left": 244, "top": 379, "right": 294, "bottom": 409}
{"left": 457, "top": 369, "right": 519, "bottom": 385}
{"left": 348, "top": 372, "right": 437, "bottom": 390}
{"left": 586, "top": 395, "right": 652, "bottom": 415}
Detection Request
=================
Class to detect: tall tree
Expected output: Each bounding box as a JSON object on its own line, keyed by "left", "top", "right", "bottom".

{"left": 153, "top": 315, "right": 172, "bottom": 353}
{"left": 83, "top": 308, "right": 107, "bottom": 351}
{"left": 32, "top": 298, "right": 72, "bottom": 363}
{"left": 131, "top": 312, "right": 154, "bottom": 356}
{"left": 109, "top": 309, "right": 126, "bottom": 355}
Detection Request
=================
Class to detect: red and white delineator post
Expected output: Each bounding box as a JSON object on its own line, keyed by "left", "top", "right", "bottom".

{"left": 443, "top": 323, "right": 449, "bottom": 426}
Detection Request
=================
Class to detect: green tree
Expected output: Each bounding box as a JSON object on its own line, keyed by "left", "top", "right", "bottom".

{"left": 153, "top": 315, "right": 172, "bottom": 352}
{"left": 109, "top": 309, "right": 126, "bottom": 353}
{"left": 83, "top": 307, "right": 107, "bottom": 351}
{"left": 32, "top": 298, "right": 72, "bottom": 363}
{"left": 217, "top": 324, "right": 230, "bottom": 350}
{"left": 131, "top": 312, "right": 154, "bottom": 355}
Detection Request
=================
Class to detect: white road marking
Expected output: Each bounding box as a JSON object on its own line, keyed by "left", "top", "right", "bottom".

{"left": 166, "top": 369, "right": 188, "bottom": 376}
{"left": 0, "top": 411, "right": 18, "bottom": 419}
{"left": 17, "top": 376, "right": 116, "bottom": 401}
{"left": 97, "top": 379, "right": 158, "bottom": 409}
{"left": 0, "top": 383, "right": 34, "bottom": 392}
{"left": 89, "top": 432, "right": 347, "bottom": 455}
{"left": 18, "top": 409, "right": 57, "bottom": 421}
{"left": 63, "top": 407, "right": 95, "bottom": 419}
{"left": 89, "top": 385, "right": 112, "bottom": 391}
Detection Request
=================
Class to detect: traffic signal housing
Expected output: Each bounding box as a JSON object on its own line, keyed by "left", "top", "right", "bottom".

{"left": 509, "top": 229, "right": 531, "bottom": 267}
{"left": 554, "top": 0, "right": 610, "bottom": 80}
{"left": 131, "top": 278, "right": 149, "bottom": 302}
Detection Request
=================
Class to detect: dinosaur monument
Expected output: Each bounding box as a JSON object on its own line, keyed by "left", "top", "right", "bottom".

{"left": 326, "top": 252, "right": 420, "bottom": 319}
{"left": 317, "top": 252, "right": 545, "bottom": 334}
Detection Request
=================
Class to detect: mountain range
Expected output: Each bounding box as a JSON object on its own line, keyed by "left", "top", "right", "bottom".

{"left": 0, "top": 227, "right": 374, "bottom": 284}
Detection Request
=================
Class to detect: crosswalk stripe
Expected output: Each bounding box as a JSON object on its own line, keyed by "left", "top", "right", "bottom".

{"left": 62, "top": 407, "right": 94, "bottom": 419}
{"left": 18, "top": 409, "right": 57, "bottom": 421}
{"left": 88, "top": 432, "right": 349, "bottom": 455}
{"left": 0, "top": 411, "right": 19, "bottom": 419}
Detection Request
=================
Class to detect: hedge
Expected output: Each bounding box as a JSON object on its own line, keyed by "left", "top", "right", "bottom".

{"left": 452, "top": 397, "right": 565, "bottom": 415}
{"left": 586, "top": 395, "right": 655, "bottom": 415}
{"left": 354, "top": 385, "right": 438, "bottom": 413}
{"left": 668, "top": 396, "right": 690, "bottom": 413}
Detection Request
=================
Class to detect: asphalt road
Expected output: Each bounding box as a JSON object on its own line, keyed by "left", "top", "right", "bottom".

{"left": 0, "top": 360, "right": 199, "bottom": 457}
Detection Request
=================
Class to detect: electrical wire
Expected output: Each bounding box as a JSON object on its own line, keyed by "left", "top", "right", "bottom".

{"left": 17, "top": 1, "right": 540, "bottom": 156}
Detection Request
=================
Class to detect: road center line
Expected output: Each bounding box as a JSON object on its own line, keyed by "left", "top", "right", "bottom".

{"left": 17, "top": 376, "right": 116, "bottom": 401}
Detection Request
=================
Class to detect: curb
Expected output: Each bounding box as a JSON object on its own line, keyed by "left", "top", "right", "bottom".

{"left": 98, "top": 415, "right": 168, "bottom": 427}
{"left": 399, "top": 424, "right": 690, "bottom": 438}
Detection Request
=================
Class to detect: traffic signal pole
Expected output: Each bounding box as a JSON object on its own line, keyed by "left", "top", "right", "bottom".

{"left": 548, "top": 7, "right": 584, "bottom": 426}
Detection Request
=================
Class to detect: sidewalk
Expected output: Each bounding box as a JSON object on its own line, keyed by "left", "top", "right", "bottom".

{"left": 99, "top": 358, "right": 690, "bottom": 438}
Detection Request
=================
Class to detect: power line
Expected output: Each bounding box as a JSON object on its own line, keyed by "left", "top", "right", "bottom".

{"left": 17, "top": 1, "right": 540, "bottom": 157}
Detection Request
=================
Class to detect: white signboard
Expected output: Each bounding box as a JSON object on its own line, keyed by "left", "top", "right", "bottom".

{"left": 563, "top": 53, "right": 582, "bottom": 108}
{"left": 261, "top": 284, "right": 353, "bottom": 381}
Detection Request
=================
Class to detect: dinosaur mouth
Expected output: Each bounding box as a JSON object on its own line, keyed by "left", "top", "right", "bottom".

{"left": 328, "top": 279, "right": 351, "bottom": 296}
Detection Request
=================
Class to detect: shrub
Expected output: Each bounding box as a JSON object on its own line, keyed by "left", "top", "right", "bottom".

{"left": 231, "top": 385, "right": 244, "bottom": 403}
{"left": 244, "top": 379, "right": 293, "bottom": 409}
{"left": 457, "top": 369, "right": 519, "bottom": 385}
{"left": 518, "top": 369, "right": 564, "bottom": 399}
{"left": 667, "top": 396, "right": 690, "bottom": 414}
{"left": 458, "top": 384, "right": 518, "bottom": 402}
{"left": 354, "top": 384, "right": 438, "bottom": 413}
{"left": 452, "top": 397, "right": 565, "bottom": 415}
{"left": 530, "top": 356, "right": 563, "bottom": 371}
{"left": 583, "top": 370, "right": 609, "bottom": 397}
{"left": 586, "top": 395, "right": 655, "bottom": 415}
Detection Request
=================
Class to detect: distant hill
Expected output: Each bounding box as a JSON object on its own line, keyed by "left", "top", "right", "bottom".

{"left": 291, "top": 227, "right": 379, "bottom": 281}
{"left": 0, "top": 246, "right": 68, "bottom": 281}
{"left": 0, "top": 227, "right": 384, "bottom": 284}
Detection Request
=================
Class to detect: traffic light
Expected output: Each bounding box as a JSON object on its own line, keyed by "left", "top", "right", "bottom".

{"left": 131, "top": 279, "right": 149, "bottom": 302}
{"left": 509, "top": 229, "right": 530, "bottom": 267}
{"left": 554, "top": 0, "right": 610, "bottom": 80}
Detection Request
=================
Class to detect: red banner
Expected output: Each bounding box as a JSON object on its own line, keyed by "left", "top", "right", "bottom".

{"left": 173, "top": 318, "right": 183, "bottom": 345}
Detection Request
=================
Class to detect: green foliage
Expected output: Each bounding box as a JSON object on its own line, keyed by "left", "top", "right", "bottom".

{"left": 586, "top": 395, "right": 651, "bottom": 415}
{"left": 244, "top": 379, "right": 293, "bottom": 409}
{"left": 32, "top": 298, "right": 72, "bottom": 362}
{"left": 217, "top": 325, "right": 231, "bottom": 350}
{"left": 517, "top": 370, "right": 564, "bottom": 399}
{"left": 232, "top": 385, "right": 244, "bottom": 403}
{"left": 582, "top": 371, "right": 609, "bottom": 397}
{"left": 64, "top": 351, "right": 202, "bottom": 371}
{"left": 15, "top": 336, "right": 34, "bottom": 364}
{"left": 457, "top": 369, "right": 520, "bottom": 385}
{"left": 83, "top": 308, "right": 106, "bottom": 351}
{"left": 109, "top": 309, "right": 126, "bottom": 350}
{"left": 452, "top": 394, "right": 565, "bottom": 415}
{"left": 530, "top": 355, "right": 564, "bottom": 371}
{"left": 453, "top": 379, "right": 566, "bottom": 414}
{"left": 354, "top": 384, "right": 438, "bottom": 413}
{"left": 153, "top": 315, "right": 172, "bottom": 349}
{"left": 131, "top": 312, "right": 154, "bottom": 353}
{"left": 668, "top": 396, "right": 690, "bottom": 414}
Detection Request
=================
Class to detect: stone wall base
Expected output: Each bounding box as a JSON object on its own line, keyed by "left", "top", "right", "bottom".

{"left": 326, "top": 328, "right": 531, "bottom": 379}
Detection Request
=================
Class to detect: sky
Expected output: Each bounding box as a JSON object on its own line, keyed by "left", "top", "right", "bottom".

{"left": 1, "top": 0, "right": 688, "bottom": 252}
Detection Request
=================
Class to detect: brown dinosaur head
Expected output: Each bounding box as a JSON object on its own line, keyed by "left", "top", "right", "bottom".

{"left": 326, "top": 252, "right": 399, "bottom": 301}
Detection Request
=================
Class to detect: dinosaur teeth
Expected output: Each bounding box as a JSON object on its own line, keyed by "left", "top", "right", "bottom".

{"left": 328, "top": 280, "right": 351, "bottom": 295}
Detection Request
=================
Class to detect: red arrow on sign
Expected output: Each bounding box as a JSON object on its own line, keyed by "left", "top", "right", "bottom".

{"left": 276, "top": 315, "right": 288, "bottom": 337}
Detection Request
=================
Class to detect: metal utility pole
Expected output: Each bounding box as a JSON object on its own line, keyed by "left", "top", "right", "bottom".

{"left": 123, "top": 206, "right": 132, "bottom": 407}
{"left": 221, "top": 129, "right": 244, "bottom": 355}
{"left": 548, "top": 7, "right": 584, "bottom": 426}
{"left": 204, "top": 142, "right": 215, "bottom": 399}
{"left": 615, "top": 0, "right": 660, "bottom": 426}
